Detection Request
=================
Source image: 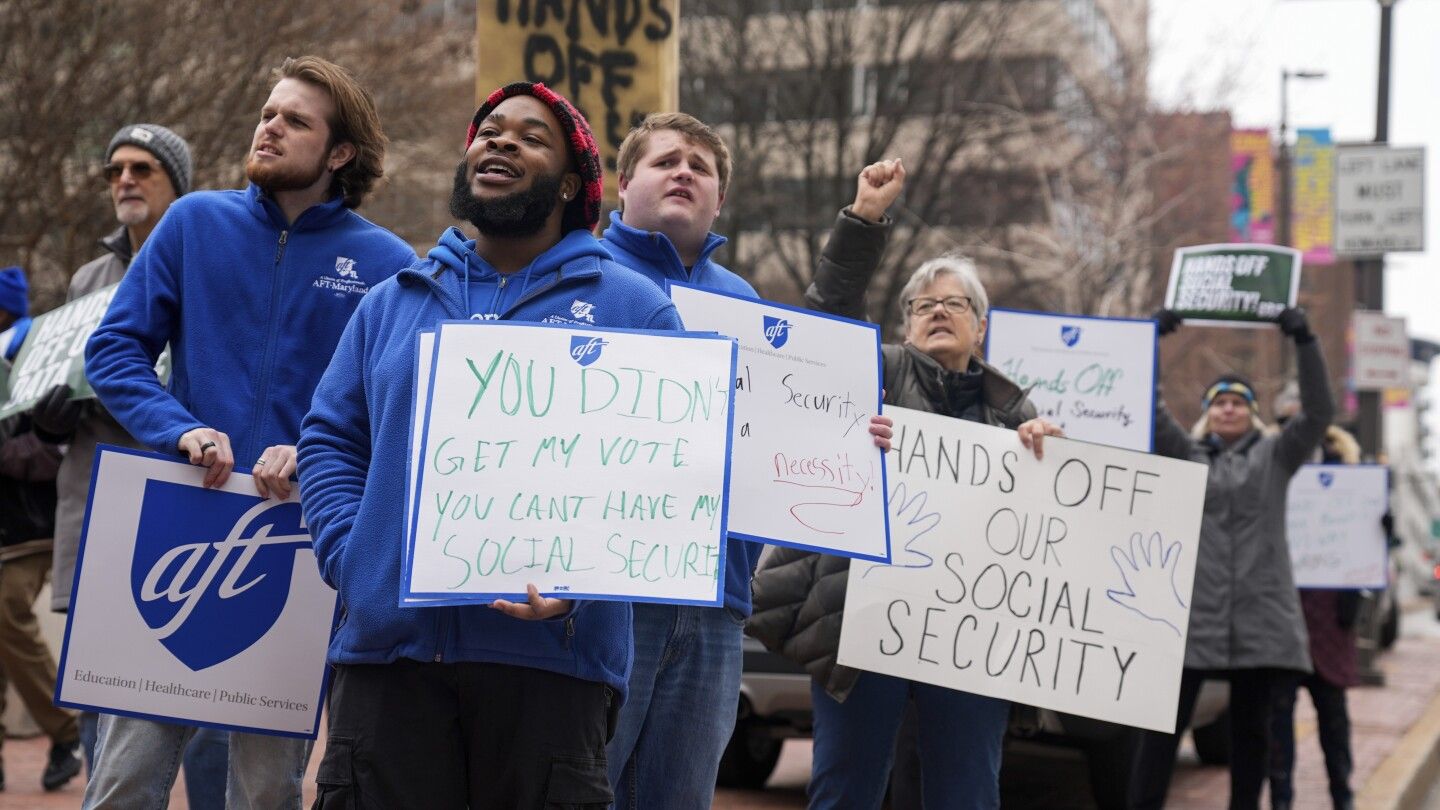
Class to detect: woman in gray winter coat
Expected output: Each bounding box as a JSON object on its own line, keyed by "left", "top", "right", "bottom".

{"left": 1129, "top": 307, "right": 1334, "bottom": 810}
{"left": 747, "top": 160, "right": 1060, "bottom": 810}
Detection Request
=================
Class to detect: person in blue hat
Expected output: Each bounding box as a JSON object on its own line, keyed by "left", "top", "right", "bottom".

{"left": 0, "top": 267, "right": 30, "bottom": 362}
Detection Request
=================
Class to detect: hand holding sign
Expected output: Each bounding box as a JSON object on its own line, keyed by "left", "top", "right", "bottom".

{"left": 1276, "top": 307, "right": 1313, "bottom": 343}
{"left": 1016, "top": 417, "right": 1063, "bottom": 460}
{"left": 1106, "top": 532, "right": 1188, "bottom": 637}
{"left": 31, "top": 383, "right": 83, "bottom": 438}
{"left": 868, "top": 413, "right": 894, "bottom": 452}
{"left": 253, "top": 445, "right": 298, "bottom": 501}
{"left": 178, "top": 427, "right": 234, "bottom": 489}
{"left": 490, "top": 584, "right": 573, "bottom": 620}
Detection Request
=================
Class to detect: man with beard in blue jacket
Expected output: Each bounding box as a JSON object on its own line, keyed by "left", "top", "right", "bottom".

{"left": 297, "top": 82, "right": 682, "bottom": 808}
{"left": 600, "top": 112, "right": 764, "bottom": 809}
{"left": 84, "top": 56, "right": 415, "bottom": 809}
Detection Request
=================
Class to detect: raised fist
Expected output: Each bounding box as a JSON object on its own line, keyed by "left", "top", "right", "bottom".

{"left": 851, "top": 158, "right": 906, "bottom": 224}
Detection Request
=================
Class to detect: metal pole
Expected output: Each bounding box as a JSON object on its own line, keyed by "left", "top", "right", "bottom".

{"left": 1279, "top": 70, "right": 1292, "bottom": 247}
{"left": 1354, "top": 0, "right": 1397, "bottom": 687}
{"left": 1356, "top": 0, "right": 1395, "bottom": 461}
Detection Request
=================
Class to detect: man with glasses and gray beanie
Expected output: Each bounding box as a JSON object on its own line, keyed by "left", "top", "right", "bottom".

{"left": 23, "top": 124, "right": 231, "bottom": 807}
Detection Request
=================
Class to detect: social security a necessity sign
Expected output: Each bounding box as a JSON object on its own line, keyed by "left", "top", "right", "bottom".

{"left": 56, "top": 447, "right": 336, "bottom": 737}
{"left": 836, "top": 408, "right": 1208, "bottom": 733}
{"left": 668, "top": 283, "right": 890, "bottom": 561}
{"left": 405, "top": 321, "right": 737, "bottom": 606}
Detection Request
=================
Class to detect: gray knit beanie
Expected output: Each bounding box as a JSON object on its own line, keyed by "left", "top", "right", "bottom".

{"left": 107, "top": 124, "right": 193, "bottom": 196}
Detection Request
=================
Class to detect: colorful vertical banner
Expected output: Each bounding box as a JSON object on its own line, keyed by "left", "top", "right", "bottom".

{"left": 1230, "top": 129, "right": 1276, "bottom": 244}
{"left": 1293, "top": 128, "right": 1335, "bottom": 263}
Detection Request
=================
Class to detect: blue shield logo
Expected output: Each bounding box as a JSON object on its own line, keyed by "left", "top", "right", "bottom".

{"left": 569, "top": 335, "right": 608, "bottom": 366}
{"left": 1319, "top": 471, "right": 1335, "bottom": 488}
{"left": 1060, "top": 325, "right": 1082, "bottom": 347}
{"left": 763, "top": 316, "right": 793, "bottom": 349}
{"left": 131, "top": 481, "right": 310, "bottom": 671}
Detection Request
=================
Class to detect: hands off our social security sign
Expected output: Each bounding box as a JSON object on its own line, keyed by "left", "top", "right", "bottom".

{"left": 1164, "top": 244, "right": 1301, "bottom": 327}
{"left": 0, "top": 283, "right": 171, "bottom": 420}
{"left": 669, "top": 284, "right": 890, "bottom": 561}
{"left": 837, "top": 407, "right": 1208, "bottom": 733}
{"left": 1285, "top": 464, "right": 1390, "bottom": 589}
{"left": 56, "top": 448, "right": 335, "bottom": 737}
{"left": 405, "top": 321, "right": 736, "bottom": 605}
{"left": 985, "top": 309, "right": 1155, "bottom": 452}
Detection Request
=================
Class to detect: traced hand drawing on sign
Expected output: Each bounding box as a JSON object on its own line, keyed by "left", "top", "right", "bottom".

{"left": 1106, "top": 531, "right": 1188, "bottom": 637}
{"left": 861, "top": 480, "right": 940, "bottom": 578}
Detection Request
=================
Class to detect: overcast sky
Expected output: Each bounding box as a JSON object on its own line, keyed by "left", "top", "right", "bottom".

{"left": 1149, "top": 0, "right": 1439, "bottom": 341}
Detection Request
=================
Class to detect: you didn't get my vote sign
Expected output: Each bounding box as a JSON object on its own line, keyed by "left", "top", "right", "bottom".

{"left": 837, "top": 407, "right": 1208, "bottom": 733}
{"left": 404, "top": 321, "right": 737, "bottom": 606}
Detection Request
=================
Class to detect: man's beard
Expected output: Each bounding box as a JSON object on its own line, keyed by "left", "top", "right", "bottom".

{"left": 449, "top": 160, "right": 563, "bottom": 237}
{"left": 246, "top": 150, "right": 328, "bottom": 196}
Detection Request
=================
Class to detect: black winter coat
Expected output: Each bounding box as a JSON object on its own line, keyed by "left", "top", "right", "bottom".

{"left": 747, "top": 210, "right": 1035, "bottom": 701}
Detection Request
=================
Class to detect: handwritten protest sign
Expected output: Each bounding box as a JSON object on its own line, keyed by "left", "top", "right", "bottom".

{"left": 476, "top": 0, "right": 679, "bottom": 184}
{"left": 1286, "top": 465, "right": 1389, "bottom": 589}
{"left": 837, "top": 407, "right": 1208, "bottom": 733}
{"left": 56, "top": 448, "right": 335, "bottom": 737}
{"left": 0, "top": 283, "right": 170, "bottom": 419}
{"left": 985, "top": 310, "right": 1154, "bottom": 452}
{"left": 405, "top": 321, "right": 735, "bottom": 605}
{"left": 1164, "top": 244, "right": 1301, "bottom": 327}
{"left": 668, "top": 284, "right": 889, "bottom": 560}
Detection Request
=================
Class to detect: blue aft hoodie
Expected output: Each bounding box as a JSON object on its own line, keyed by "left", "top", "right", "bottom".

{"left": 87, "top": 185, "right": 415, "bottom": 462}
{"left": 602, "top": 211, "right": 763, "bottom": 615}
{"left": 297, "top": 227, "right": 682, "bottom": 701}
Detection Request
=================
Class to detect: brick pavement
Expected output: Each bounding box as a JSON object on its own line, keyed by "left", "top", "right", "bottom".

{"left": 2, "top": 629, "right": 1436, "bottom": 809}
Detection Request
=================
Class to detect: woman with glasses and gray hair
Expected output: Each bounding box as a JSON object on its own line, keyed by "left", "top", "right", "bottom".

{"left": 747, "top": 159, "right": 1060, "bottom": 810}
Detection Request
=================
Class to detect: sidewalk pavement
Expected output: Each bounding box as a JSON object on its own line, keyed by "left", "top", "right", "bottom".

{"left": 3, "top": 627, "right": 1439, "bottom": 809}
{"left": 1165, "top": 622, "right": 1440, "bottom": 810}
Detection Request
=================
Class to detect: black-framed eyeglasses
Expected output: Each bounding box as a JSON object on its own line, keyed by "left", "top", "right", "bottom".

{"left": 102, "top": 160, "right": 158, "bottom": 183}
{"left": 905, "top": 295, "right": 973, "bottom": 317}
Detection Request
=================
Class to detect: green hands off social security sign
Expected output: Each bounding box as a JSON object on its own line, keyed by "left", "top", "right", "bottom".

{"left": 1164, "top": 244, "right": 1301, "bottom": 326}
{"left": 0, "top": 283, "right": 171, "bottom": 420}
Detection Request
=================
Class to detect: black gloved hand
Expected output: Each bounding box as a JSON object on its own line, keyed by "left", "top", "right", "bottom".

{"left": 1276, "top": 307, "right": 1314, "bottom": 343}
{"left": 1153, "top": 308, "right": 1182, "bottom": 337}
{"left": 30, "top": 384, "right": 82, "bottom": 440}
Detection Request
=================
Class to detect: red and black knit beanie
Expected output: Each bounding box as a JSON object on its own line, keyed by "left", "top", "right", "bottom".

{"left": 466, "top": 82, "right": 603, "bottom": 234}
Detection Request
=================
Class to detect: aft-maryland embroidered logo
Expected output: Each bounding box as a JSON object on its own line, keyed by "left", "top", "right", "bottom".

{"left": 1060, "top": 325, "right": 1082, "bottom": 347}
{"left": 313, "top": 257, "right": 368, "bottom": 297}
{"left": 569, "top": 299, "right": 596, "bottom": 323}
{"left": 570, "top": 335, "right": 609, "bottom": 366}
{"left": 763, "top": 316, "right": 793, "bottom": 349}
{"left": 540, "top": 299, "right": 599, "bottom": 326}
{"left": 132, "top": 482, "right": 311, "bottom": 671}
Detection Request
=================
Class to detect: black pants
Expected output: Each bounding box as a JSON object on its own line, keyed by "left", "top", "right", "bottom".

{"left": 312, "top": 660, "right": 613, "bottom": 810}
{"left": 1269, "top": 672, "right": 1352, "bottom": 805}
{"left": 1129, "top": 667, "right": 1286, "bottom": 810}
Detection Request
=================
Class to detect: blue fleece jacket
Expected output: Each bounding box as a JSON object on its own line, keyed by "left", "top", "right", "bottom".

{"left": 87, "top": 185, "right": 415, "bottom": 462}
{"left": 602, "top": 211, "right": 763, "bottom": 616}
{"left": 297, "top": 227, "right": 683, "bottom": 700}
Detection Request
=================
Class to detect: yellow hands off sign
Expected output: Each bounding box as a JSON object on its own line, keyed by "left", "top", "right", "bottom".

{"left": 476, "top": 0, "right": 680, "bottom": 194}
